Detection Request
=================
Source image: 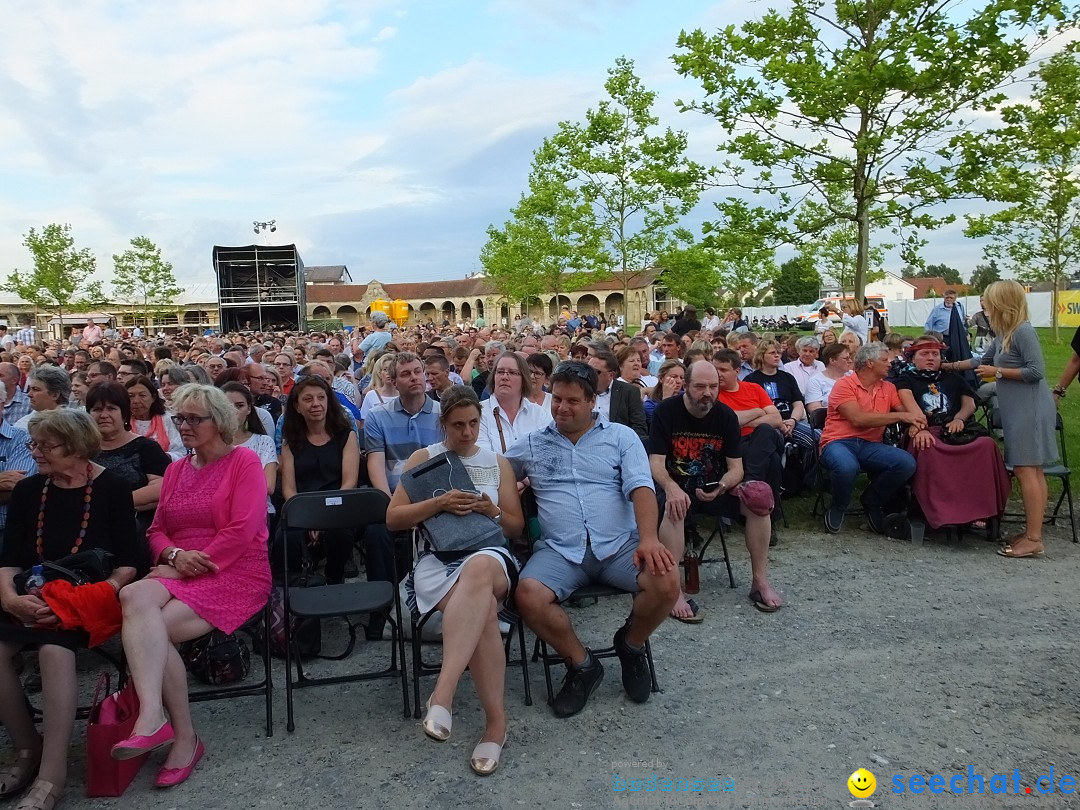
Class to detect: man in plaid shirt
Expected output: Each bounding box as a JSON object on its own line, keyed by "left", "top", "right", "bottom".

{"left": 14, "top": 318, "right": 35, "bottom": 346}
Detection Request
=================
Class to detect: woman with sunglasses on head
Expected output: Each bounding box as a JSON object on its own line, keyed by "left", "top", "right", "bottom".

{"left": 386, "top": 386, "right": 524, "bottom": 775}
{"left": 115, "top": 384, "right": 269, "bottom": 789}
{"left": 0, "top": 410, "right": 141, "bottom": 810}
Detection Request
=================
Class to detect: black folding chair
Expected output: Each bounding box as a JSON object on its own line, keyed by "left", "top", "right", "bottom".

{"left": 531, "top": 583, "right": 660, "bottom": 705}
{"left": 280, "top": 488, "right": 410, "bottom": 731}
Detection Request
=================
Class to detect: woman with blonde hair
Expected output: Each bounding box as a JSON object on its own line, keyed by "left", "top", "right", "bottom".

{"left": 360, "top": 352, "right": 398, "bottom": 422}
{"left": 946, "top": 280, "right": 1056, "bottom": 558}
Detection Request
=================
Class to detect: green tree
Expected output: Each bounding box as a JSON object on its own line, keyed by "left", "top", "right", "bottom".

{"left": 796, "top": 195, "right": 888, "bottom": 294}
{"left": 674, "top": 0, "right": 1069, "bottom": 302}
{"left": 3, "top": 223, "right": 104, "bottom": 329}
{"left": 962, "top": 50, "right": 1080, "bottom": 340}
{"left": 551, "top": 56, "right": 706, "bottom": 315}
{"left": 481, "top": 139, "right": 607, "bottom": 317}
{"left": 656, "top": 239, "right": 720, "bottom": 308}
{"left": 112, "top": 236, "right": 183, "bottom": 327}
{"left": 772, "top": 256, "right": 822, "bottom": 305}
{"left": 968, "top": 260, "right": 1002, "bottom": 294}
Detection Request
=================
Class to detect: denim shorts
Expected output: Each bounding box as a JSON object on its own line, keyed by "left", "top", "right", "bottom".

{"left": 520, "top": 535, "right": 641, "bottom": 602}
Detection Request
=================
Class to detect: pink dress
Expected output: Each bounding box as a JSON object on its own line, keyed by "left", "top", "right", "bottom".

{"left": 148, "top": 448, "right": 271, "bottom": 634}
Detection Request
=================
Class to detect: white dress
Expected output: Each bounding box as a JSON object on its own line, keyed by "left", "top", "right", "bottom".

{"left": 404, "top": 442, "right": 518, "bottom": 618}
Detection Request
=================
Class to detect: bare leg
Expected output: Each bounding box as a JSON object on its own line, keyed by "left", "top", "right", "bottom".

{"left": 626, "top": 567, "right": 680, "bottom": 648}
{"left": 119, "top": 580, "right": 174, "bottom": 736}
{"left": 428, "top": 556, "right": 508, "bottom": 710}
{"left": 158, "top": 595, "right": 214, "bottom": 770}
{"left": 36, "top": 645, "right": 77, "bottom": 789}
{"left": 657, "top": 514, "right": 693, "bottom": 618}
{"left": 463, "top": 601, "right": 508, "bottom": 744}
{"left": 515, "top": 578, "right": 586, "bottom": 664}
{"left": 1013, "top": 466, "right": 1048, "bottom": 548}
{"left": 744, "top": 505, "right": 782, "bottom": 607}
{"left": 0, "top": 641, "right": 40, "bottom": 752}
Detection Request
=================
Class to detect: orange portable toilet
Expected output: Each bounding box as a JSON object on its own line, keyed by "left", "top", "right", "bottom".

{"left": 370, "top": 299, "right": 391, "bottom": 319}
{"left": 391, "top": 300, "right": 410, "bottom": 325}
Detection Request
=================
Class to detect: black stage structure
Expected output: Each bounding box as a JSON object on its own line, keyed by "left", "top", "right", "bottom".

{"left": 213, "top": 244, "right": 307, "bottom": 332}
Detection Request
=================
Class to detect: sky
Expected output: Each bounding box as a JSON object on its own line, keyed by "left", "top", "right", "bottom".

{"left": 0, "top": 0, "right": 1041, "bottom": 296}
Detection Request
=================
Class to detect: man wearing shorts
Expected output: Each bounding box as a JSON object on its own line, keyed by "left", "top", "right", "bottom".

{"left": 650, "top": 361, "right": 782, "bottom": 617}
{"left": 506, "top": 362, "right": 679, "bottom": 718}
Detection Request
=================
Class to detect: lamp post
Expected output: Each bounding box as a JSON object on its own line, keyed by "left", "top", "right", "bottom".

{"left": 253, "top": 219, "right": 276, "bottom": 244}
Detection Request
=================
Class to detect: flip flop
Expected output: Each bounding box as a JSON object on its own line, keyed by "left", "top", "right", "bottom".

{"left": 671, "top": 598, "right": 704, "bottom": 624}
{"left": 748, "top": 590, "right": 781, "bottom": 613}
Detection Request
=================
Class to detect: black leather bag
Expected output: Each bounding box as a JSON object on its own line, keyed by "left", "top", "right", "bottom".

{"left": 14, "top": 549, "right": 117, "bottom": 595}
{"left": 180, "top": 630, "right": 251, "bottom": 685}
{"left": 939, "top": 422, "right": 990, "bottom": 446}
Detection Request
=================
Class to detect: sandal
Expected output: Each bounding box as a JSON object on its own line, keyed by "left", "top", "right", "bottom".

{"left": 997, "top": 536, "right": 1044, "bottom": 559}
{"left": 15, "top": 778, "right": 61, "bottom": 810}
{"left": 0, "top": 747, "right": 42, "bottom": 797}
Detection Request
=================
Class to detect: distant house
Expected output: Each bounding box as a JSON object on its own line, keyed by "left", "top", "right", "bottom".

{"left": 304, "top": 265, "right": 352, "bottom": 285}
{"left": 903, "top": 276, "right": 969, "bottom": 299}
{"left": 820, "top": 271, "right": 916, "bottom": 301}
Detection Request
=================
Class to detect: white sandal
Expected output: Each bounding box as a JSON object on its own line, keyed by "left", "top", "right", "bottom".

{"left": 470, "top": 736, "right": 508, "bottom": 776}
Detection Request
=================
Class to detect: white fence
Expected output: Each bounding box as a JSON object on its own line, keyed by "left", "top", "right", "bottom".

{"left": 739, "top": 292, "right": 1057, "bottom": 329}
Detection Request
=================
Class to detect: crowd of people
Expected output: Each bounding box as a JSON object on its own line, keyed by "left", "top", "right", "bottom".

{"left": 0, "top": 278, "right": 1074, "bottom": 802}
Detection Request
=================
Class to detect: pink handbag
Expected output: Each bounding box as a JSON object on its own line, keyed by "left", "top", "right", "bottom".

{"left": 85, "top": 673, "right": 148, "bottom": 797}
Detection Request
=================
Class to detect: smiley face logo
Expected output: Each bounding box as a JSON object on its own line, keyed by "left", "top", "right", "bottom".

{"left": 848, "top": 768, "right": 876, "bottom": 798}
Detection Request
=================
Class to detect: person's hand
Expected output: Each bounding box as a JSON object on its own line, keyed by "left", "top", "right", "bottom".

{"left": 694, "top": 484, "right": 724, "bottom": 503}
{"left": 975, "top": 364, "right": 996, "bottom": 379}
{"left": 946, "top": 418, "right": 965, "bottom": 434}
{"left": 173, "top": 550, "right": 219, "bottom": 577}
{"left": 911, "top": 429, "right": 935, "bottom": 451}
{"left": 1, "top": 593, "right": 55, "bottom": 625}
{"left": 664, "top": 484, "right": 691, "bottom": 521}
{"left": 633, "top": 537, "right": 676, "bottom": 577}
{"left": 469, "top": 348, "right": 481, "bottom": 359}
{"left": 780, "top": 418, "right": 795, "bottom": 437}
{"left": 438, "top": 489, "right": 482, "bottom": 516}
{"left": 902, "top": 411, "right": 928, "bottom": 430}
{"left": 146, "top": 564, "right": 184, "bottom": 581}
{"left": 0, "top": 470, "right": 27, "bottom": 492}
{"left": 471, "top": 492, "right": 500, "bottom": 518}
{"left": 517, "top": 477, "right": 530, "bottom": 494}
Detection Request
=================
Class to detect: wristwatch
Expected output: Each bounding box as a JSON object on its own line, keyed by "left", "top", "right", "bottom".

{"left": 493, "top": 509, "right": 503, "bottom": 524}
{"left": 166, "top": 548, "right": 182, "bottom": 567}
{"left": 995, "top": 370, "right": 1003, "bottom": 380}
{"left": 1053, "top": 385, "right": 1067, "bottom": 397}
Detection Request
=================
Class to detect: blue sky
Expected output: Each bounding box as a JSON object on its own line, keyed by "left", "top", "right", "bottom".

{"left": 0, "top": 0, "right": 1026, "bottom": 295}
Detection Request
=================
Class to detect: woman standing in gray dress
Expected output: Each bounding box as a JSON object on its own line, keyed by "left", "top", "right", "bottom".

{"left": 949, "top": 280, "right": 1056, "bottom": 558}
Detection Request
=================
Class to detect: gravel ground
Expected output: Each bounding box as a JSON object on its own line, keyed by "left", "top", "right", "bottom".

{"left": 7, "top": 515, "right": 1079, "bottom": 810}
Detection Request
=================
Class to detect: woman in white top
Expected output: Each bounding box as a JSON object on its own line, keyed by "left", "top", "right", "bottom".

{"left": 477, "top": 352, "right": 552, "bottom": 454}
{"left": 832, "top": 299, "right": 869, "bottom": 345}
{"left": 386, "top": 386, "right": 524, "bottom": 776}
{"left": 359, "top": 353, "right": 398, "bottom": 423}
{"left": 221, "top": 382, "right": 279, "bottom": 528}
{"left": 805, "top": 344, "right": 855, "bottom": 413}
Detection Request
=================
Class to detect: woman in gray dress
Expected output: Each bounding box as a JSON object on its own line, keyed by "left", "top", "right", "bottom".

{"left": 947, "top": 280, "right": 1056, "bottom": 558}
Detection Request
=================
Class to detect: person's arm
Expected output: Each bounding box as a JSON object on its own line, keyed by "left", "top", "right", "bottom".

{"left": 280, "top": 442, "right": 298, "bottom": 500}
{"left": 624, "top": 385, "right": 648, "bottom": 441}
{"left": 897, "top": 388, "right": 935, "bottom": 450}
{"left": 732, "top": 407, "right": 767, "bottom": 427}
{"left": 744, "top": 403, "right": 783, "bottom": 430}
{"left": 461, "top": 348, "right": 480, "bottom": 381}
{"left": 339, "top": 432, "right": 359, "bottom": 490}
{"left": 837, "top": 400, "right": 925, "bottom": 429}
{"left": 1054, "top": 352, "right": 1080, "bottom": 402}
{"left": 366, "top": 450, "right": 391, "bottom": 496}
{"left": 132, "top": 474, "right": 163, "bottom": 511}
{"left": 629, "top": 485, "right": 675, "bottom": 577}
{"left": 490, "top": 456, "right": 525, "bottom": 540}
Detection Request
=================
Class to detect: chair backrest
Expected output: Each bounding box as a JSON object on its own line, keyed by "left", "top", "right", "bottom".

{"left": 281, "top": 487, "right": 389, "bottom": 534}
{"left": 808, "top": 407, "right": 827, "bottom": 431}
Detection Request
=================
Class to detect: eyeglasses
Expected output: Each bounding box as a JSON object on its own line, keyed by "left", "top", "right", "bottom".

{"left": 494, "top": 368, "right": 521, "bottom": 377}
{"left": 25, "top": 441, "right": 60, "bottom": 452}
{"left": 171, "top": 414, "right": 212, "bottom": 427}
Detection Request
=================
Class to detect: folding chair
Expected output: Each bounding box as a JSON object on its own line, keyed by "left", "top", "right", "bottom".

{"left": 280, "top": 488, "right": 410, "bottom": 732}
{"left": 408, "top": 532, "right": 533, "bottom": 718}
{"left": 696, "top": 518, "right": 736, "bottom": 589}
{"left": 531, "top": 583, "right": 660, "bottom": 706}
{"left": 188, "top": 603, "right": 275, "bottom": 736}
{"left": 991, "top": 410, "right": 1076, "bottom": 543}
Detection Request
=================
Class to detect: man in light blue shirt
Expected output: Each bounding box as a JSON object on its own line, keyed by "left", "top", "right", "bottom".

{"left": 356, "top": 311, "right": 394, "bottom": 361}
{"left": 924, "top": 289, "right": 965, "bottom": 337}
{"left": 505, "top": 361, "right": 679, "bottom": 718}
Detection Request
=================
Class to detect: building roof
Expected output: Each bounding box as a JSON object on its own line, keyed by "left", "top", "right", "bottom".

{"left": 305, "top": 265, "right": 352, "bottom": 283}
{"left": 306, "top": 269, "right": 663, "bottom": 304}
{"left": 904, "top": 277, "right": 948, "bottom": 299}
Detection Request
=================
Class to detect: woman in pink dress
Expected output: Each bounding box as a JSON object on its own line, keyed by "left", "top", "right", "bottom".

{"left": 113, "top": 384, "right": 270, "bottom": 788}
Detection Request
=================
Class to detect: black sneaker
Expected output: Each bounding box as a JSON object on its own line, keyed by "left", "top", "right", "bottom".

{"left": 613, "top": 626, "right": 651, "bottom": 704}
{"left": 769, "top": 530, "right": 780, "bottom": 548}
{"left": 861, "top": 494, "right": 887, "bottom": 535}
{"left": 552, "top": 654, "right": 604, "bottom": 718}
{"left": 823, "top": 506, "right": 844, "bottom": 534}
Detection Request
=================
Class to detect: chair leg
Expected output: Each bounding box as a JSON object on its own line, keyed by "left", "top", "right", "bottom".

{"left": 716, "top": 526, "right": 735, "bottom": 589}
{"left": 262, "top": 604, "right": 274, "bottom": 737}
{"left": 411, "top": 624, "right": 423, "bottom": 720}
{"left": 537, "top": 638, "right": 556, "bottom": 705}
{"left": 516, "top": 620, "right": 533, "bottom": 707}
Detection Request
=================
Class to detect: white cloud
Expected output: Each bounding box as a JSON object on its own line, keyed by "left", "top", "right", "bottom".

{"left": 373, "top": 26, "right": 398, "bottom": 42}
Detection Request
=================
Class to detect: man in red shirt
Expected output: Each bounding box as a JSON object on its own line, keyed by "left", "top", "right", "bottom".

{"left": 713, "top": 349, "right": 785, "bottom": 553}
{"left": 819, "top": 342, "right": 926, "bottom": 534}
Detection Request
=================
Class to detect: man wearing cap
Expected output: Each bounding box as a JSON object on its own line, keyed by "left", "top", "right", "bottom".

{"left": 650, "top": 360, "right": 781, "bottom": 619}
{"left": 356, "top": 311, "right": 393, "bottom": 361}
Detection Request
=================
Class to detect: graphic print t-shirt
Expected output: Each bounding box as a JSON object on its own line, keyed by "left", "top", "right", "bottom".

{"left": 648, "top": 395, "right": 742, "bottom": 491}
{"left": 895, "top": 371, "right": 971, "bottom": 427}
{"left": 744, "top": 370, "right": 804, "bottom": 421}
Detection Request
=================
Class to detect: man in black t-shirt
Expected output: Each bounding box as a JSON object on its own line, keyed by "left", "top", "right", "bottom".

{"left": 649, "top": 361, "right": 783, "bottom": 620}
{"left": 671, "top": 304, "right": 701, "bottom": 338}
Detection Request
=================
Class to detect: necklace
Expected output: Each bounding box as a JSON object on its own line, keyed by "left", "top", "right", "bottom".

{"left": 36, "top": 462, "right": 94, "bottom": 559}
